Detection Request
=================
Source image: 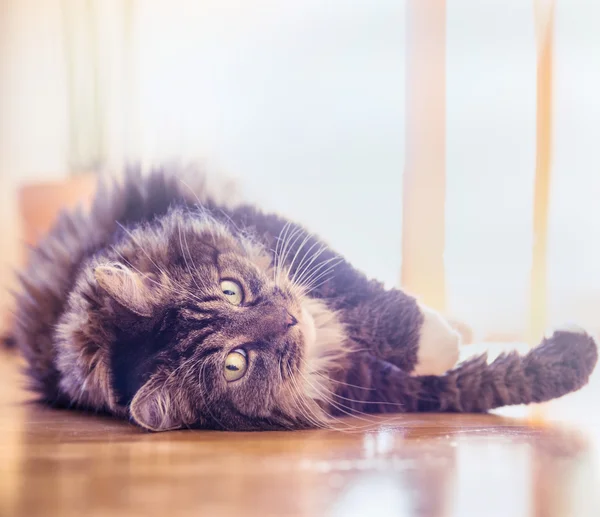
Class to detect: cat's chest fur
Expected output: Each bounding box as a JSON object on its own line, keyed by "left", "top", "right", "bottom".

{"left": 299, "top": 297, "right": 348, "bottom": 402}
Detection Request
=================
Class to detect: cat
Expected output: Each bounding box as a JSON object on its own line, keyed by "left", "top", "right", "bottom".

{"left": 8, "top": 166, "right": 598, "bottom": 431}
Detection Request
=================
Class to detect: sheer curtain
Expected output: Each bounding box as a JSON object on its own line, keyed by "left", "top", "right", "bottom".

{"left": 447, "top": 1, "right": 600, "bottom": 339}
{"left": 1, "top": 0, "right": 599, "bottom": 339}
{"left": 445, "top": 2, "right": 538, "bottom": 339}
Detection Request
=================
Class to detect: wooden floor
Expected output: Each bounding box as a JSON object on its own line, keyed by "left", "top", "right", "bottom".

{"left": 1, "top": 347, "right": 599, "bottom": 517}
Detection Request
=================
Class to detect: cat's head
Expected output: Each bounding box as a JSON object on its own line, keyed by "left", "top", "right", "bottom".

{"left": 69, "top": 208, "right": 345, "bottom": 431}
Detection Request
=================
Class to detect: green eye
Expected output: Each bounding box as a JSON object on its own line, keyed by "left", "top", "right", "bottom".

{"left": 224, "top": 349, "right": 248, "bottom": 382}
{"left": 220, "top": 280, "right": 243, "bottom": 305}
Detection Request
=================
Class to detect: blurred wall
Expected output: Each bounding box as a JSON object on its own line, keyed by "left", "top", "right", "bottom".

{"left": 0, "top": 0, "right": 69, "bottom": 183}
{"left": 0, "top": 0, "right": 407, "bottom": 329}
{"left": 0, "top": 0, "right": 69, "bottom": 323}
{"left": 1, "top": 1, "right": 600, "bottom": 338}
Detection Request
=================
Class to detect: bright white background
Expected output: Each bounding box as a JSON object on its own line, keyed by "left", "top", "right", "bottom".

{"left": 1, "top": 0, "right": 600, "bottom": 339}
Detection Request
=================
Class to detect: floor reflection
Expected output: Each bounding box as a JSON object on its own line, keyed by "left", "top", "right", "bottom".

{"left": 1, "top": 346, "right": 600, "bottom": 517}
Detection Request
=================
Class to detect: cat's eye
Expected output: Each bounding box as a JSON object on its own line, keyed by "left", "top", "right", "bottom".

{"left": 220, "top": 280, "right": 243, "bottom": 305}
{"left": 224, "top": 349, "right": 248, "bottom": 382}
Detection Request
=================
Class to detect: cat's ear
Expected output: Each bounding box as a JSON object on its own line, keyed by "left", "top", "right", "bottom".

{"left": 129, "top": 376, "right": 185, "bottom": 431}
{"left": 94, "top": 263, "right": 168, "bottom": 318}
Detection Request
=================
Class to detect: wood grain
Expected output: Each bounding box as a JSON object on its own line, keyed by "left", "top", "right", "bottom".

{"left": 1, "top": 347, "right": 598, "bottom": 517}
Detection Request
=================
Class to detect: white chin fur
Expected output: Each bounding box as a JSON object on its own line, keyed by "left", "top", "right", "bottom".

{"left": 300, "top": 305, "right": 318, "bottom": 350}
{"left": 412, "top": 305, "right": 461, "bottom": 376}
{"left": 299, "top": 298, "right": 347, "bottom": 402}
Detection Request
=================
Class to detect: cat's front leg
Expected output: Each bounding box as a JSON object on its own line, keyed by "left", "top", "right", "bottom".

{"left": 411, "top": 304, "right": 460, "bottom": 376}
{"left": 340, "top": 288, "right": 460, "bottom": 375}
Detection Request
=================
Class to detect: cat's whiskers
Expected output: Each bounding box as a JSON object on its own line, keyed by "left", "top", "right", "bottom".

{"left": 292, "top": 244, "right": 328, "bottom": 287}
{"left": 276, "top": 225, "right": 304, "bottom": 287}
{"left": 303, "top": 278, "right": 333, "bottom": 295}
{"left": 298, "top": 360, "right": 426, "bottom": 432}
{"left": 178, "top": 178, "right": 223, "bottom": 226}
{"left": 301, "top": 256, "right": 342, "bottom": 284}
{"left": 295, "top": 367, "right": 386, "bottom": 427}
{"left": 75, "top": 375, "right": 90, "bottom": 406}
{"left": 272, "top": 225, "right": 285, "bottom": 285}
{"left": 272, "top": 221, "right": 291, "bottom": 285}
{"left": 277, "top": 355, "right": 285, "bottom": 384}
{"left": 294, "top": 262, "right": 342, "bottom": 298}
{"left": 217, "top": 208, "right": 243, "bottom": 234}
{"left": 116, "top": 222, "right": 167, "bottom": 274}
{"left": 284, "top": 365, "right": 328, "bottom": 429}
{"left": 286, "top": 232, "right": 313, "bottom": 284}
{"left": 113, "top": 222, "right": 206, "bottom": 304}
{"left": 300, "top": 361, "right": 375, "bottom": 391}
{"left": 286, "top": 366, "right": 374, "bottom": 433}
{"left": 273, "top": 222, "right": 294, "bottom": 286}
{"left": 109, "top": 247, "right": 201, "bottom": 303}
{"left": 284, "top": 362, "right": 325, "bottom": 427}
{"left": 178, "top": 177, "right": 203, "bottom": 206}
{"left": 272, "top": 359, "right": 297, "bottom": 431}
{"left": 297, "top": 257, "right": 344, "bottom": 293}
{"left": 299, "top": 357, "right": 406, "bottom": 409}
{"left": 278, "top": 230, "right": 304, "bottom": 287}
{"left": 286, "top": 363, "right": 377, "bottom": 434}
{"left": 178, "top": 218, "right": 208, "bottom": 294}
{"left": 291, "top": 241, "right": 325, "bottom": 285}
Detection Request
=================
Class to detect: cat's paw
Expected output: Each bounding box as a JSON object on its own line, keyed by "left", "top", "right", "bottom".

{"left": 412, "top": 305, "right": 460, "bottom": 376}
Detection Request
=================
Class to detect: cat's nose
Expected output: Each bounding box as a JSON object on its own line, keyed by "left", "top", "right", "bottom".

{"left": 286, "top": 312, "right": 297, "bottom": 328}
{"left": 256, "top": 305, "right": 297, "bottom": 337}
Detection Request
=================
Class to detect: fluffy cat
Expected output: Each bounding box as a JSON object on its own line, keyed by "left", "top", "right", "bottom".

{"left": 9, "top": 167, "right": 598, "bottom": 431}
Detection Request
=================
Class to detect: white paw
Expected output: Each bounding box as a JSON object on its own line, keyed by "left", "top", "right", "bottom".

{"left": 412, "top": 305, "right": 460, "bottom": 376}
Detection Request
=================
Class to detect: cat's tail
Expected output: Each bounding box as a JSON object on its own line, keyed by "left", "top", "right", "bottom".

{"left": 353, "top": 327, "right": 598, "bottom": 415}
{"left": 411, "top": 327, "right": 598, "bottom": 412}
